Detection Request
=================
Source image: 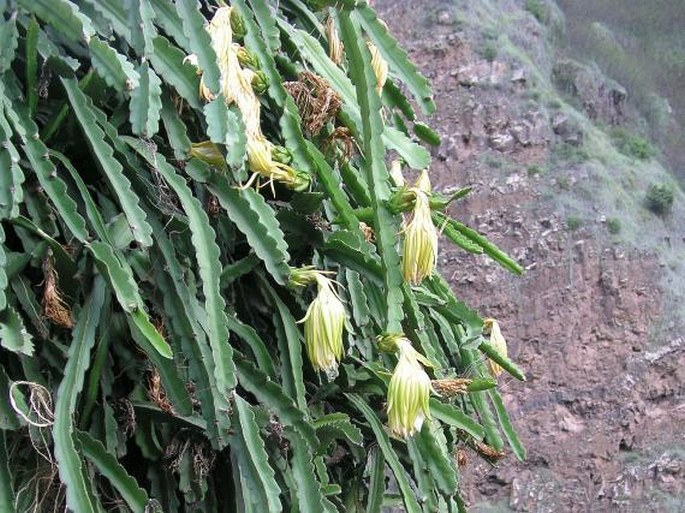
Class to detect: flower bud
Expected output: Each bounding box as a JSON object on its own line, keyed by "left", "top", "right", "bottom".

{"left": 367, "top": 42, "right": 388, "bottom": 94}
{"left": 251, "top": 70, "right": 269, "bottom": 95}
{"left": 377, "top": 332, "right": 404, "bottom": 353}
{"left": 387, "top": 338, "right": 432, "bottom": 438}
{"left": 236, "top": 45, "right": 260, "bottom": 70}
{"left": 271, "top": 145, "right": 293, "bottom": 165}
{"left": 389, "top": 159, "right": 405, "bottom": 187}
{"left": 297, "top": 273, "right": 345, "bottom": 378}
{"left": 285, "top": 170, "right": 312, "bottom": 192}
{"left": 388, "top": 186, "right": 414, "bottom": 213}
{"left": 402, "top": 171, "right": 438, "bottom": 285}
{"left": 230, "top": 8, "right": 246, "bottom": 41}
{"left": 326, "top": 16, "right": 344, "bottom": 65}
{"left": 189, "top": 141, "right": 226, "bottom": 170}
{"left": 483, "top": 318, "right": 508, "bottom": 377}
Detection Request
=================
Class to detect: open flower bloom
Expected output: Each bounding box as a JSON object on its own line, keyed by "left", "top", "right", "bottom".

{"left": 387, "top": 337, "right": 432, "bottom": 438}
{"left": 484, "top": 318, "right": 508, "bottom": 377}
{"left": 298, "top": 273, "right": 345, "bottom": 378}
{"left": 402, "top": 170, "right": 438, "bottom": 285}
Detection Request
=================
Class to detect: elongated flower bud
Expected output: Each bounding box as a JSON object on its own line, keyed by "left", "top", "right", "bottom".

{"left": 402, "top": 171, "right": 438, "bottom": 285}
{"left": 250, "top": 70, "right": 269, "bottom": 95}
{"left": 326, "top": 16, "right": 344, "bottom": 65}
{"left": 189, "top": 141, "right": 226, "bottom": 170}
{"left": 296, "top": 273, "right": 345, "bottom": 378}
{"left": 272, "top": 145, "right": 293, "bottom": 165}
{"left": 389, "top": 159, "right": 405, "bottom": 187}
{"left": 387, "top": 337, "right": 432, "bottom": 438}
{"left": 236, "top": 45, "right": 260, "bottom": 70}
{"left": 230, "top": 8, "right": 246, "bottom": 41}
{"left": 484, "top": 318, "right": 508, "bottom": 377}
{"left": 367, "top": 42, "right": 388, "bottom": 94}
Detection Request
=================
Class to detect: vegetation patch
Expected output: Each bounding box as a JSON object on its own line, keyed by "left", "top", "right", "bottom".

{"left": 645, "top": 183, "right": 675, "bottom": 215}
{"left": 611, "top": 128, "right": 657, "bottom": 161}
{"left": 525, "top": 0, "right": 548, "bottom": 23}
{"left": 606, "top": 217, "right": 622, "bottom": 234}
{"left": 565, "top": 215, "right": 583, "bottom": 231}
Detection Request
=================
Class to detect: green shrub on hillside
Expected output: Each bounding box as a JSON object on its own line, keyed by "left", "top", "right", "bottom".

{"left": 646, "top": 183, "right": 675, "bottom": 215}
{"left": 553, "top": 142, "right": 589, "bottom": 164}
{"left": 481, "top": 43, "right": 498, "bottom": 62}
{"left": 611, "top": 128, "right": 657, "bottom": 160}
{"left": 607, "top": 217, "right": 622, "bottom": 234}
{"left": 525, "top": 0, "right": 548, "bottom": 23}
{"left": 566, "top": 215, "right": 583, "bottom": 231}
{"left": 527, "top": 164, "right": 544, "bottom": 176}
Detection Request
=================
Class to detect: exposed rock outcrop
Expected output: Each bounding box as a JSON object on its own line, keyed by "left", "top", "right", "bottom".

{"left": 552, "top": 58, "right": 627, "bottom": 125}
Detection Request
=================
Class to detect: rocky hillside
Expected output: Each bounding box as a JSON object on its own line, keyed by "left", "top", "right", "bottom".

{"left": 376, "top": 0, "right": 685, "bottom": 511}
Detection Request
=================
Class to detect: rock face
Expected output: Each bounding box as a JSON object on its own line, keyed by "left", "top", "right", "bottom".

{"left": 376, "top": 0, "right": 684, "bottom": 511}
{"left": 552, "top": 58, "right": 627, "bottom": 125}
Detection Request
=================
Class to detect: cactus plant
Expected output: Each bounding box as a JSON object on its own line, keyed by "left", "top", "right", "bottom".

{"left": 0, "top": 1, "right": 526, "bottom": 512}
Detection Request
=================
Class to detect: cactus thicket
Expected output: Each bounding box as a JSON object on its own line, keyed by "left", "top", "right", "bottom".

{"left": 0, "top": 1, "right": 526, "bottom": 511}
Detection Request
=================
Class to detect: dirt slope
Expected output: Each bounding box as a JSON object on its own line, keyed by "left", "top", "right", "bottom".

{"left": 376, "top": 0, "right": 685, "bottom": 510}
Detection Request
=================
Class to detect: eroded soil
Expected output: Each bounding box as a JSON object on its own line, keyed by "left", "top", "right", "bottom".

{"left": 377, "top": 1, "right": 685, "bottom": 510}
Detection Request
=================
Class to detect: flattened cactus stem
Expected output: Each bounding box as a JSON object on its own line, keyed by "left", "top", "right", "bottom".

{"left": 479, "top": 341, "right": 526, "bottom": 382}
{"left": 42, "top": 70, "right": 95, "bottom": 142}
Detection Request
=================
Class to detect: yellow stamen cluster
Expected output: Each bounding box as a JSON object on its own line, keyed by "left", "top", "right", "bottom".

{"left": 190, "top": 7, "right": 309, "bottom": 191}
{"left": 402, "top": 170, "right": 438, "bottom": 285}
{"left": 484, "top": 318, "right": 508, "bottom": 377}
{"left": 431, "top": 378, "right": 471, "bottom": 397}
{"left": 387, "top": 337, "right": 432, "bottom": 438}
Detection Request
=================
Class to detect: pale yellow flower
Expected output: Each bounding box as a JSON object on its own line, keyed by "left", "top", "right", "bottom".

{"left": 402, "top": 171, "right": 438, "bottom": 285}
{"left": 297, "top": 273, "right": 346, "bottom": 378}
{"left": 387, "top": 337, "right": 432, "bottom": 438}
{"left": 326, "top": 17, "right": 344, "bottom": 65}
{"left": 200, "top": 6, "right": 310, "bottom": 192}
{"left": 245, "top": 137, "right": 310, "bottom": 191}
{"left": 367, "top": 42, "right": 388, "bottom": 94}
{"left": 389, "top": 159, "right": 405, "bottom": 187}
{"left": 246, "top": 136, "right": 273, "bottom": 175}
